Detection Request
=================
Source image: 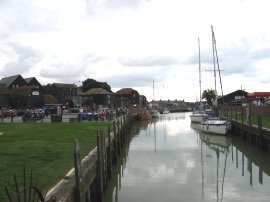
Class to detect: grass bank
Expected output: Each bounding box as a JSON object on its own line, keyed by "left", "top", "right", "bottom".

{"left": 0, "top": 122, "right": 110, "bottom": 201}
{"left": 221, "top": 111, "right": 270, "bottom": 128}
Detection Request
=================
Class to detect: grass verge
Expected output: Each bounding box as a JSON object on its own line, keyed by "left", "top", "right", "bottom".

{"left": 0, "top": 122, "right": 110, "bottom": 201}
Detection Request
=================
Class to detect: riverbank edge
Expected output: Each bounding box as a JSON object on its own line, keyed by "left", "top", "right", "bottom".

{"left": 45, "top": 114, "right": 135, "bottom": 202}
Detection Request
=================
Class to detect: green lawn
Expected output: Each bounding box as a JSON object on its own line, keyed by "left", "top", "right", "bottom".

{"left": 223, "top": 111, "right": 270, "bottom": 128}
{"left": 0, "top": 122, "right": 110, "bottom": 201}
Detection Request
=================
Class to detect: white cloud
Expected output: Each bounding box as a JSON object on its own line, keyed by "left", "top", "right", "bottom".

{"left": 0, "top": 0, "right": 270, "bottom": 101}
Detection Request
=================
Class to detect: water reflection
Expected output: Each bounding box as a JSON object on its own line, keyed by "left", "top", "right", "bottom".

{"left": 104, "top": 113, "right": 270, "bottom": 202}
{"left": 199, "top": 132, "right": 231, "bottom": 201}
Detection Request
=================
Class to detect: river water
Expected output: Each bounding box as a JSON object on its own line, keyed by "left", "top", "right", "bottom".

{"left": 104, "top": 112, "right": 270, "bottom": 202}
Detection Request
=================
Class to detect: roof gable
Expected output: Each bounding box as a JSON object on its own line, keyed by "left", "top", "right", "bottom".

{"left": 53, "top": 83, "right": 76, "bottom": 88}
{"left": 116, "top": 88, "right": 137, "bottom": 95}
{"left": 0, "top": 75, "right": 26, "bottom": 88}
{"left": 79, "top": 88, "right": 112, "bottom": 95}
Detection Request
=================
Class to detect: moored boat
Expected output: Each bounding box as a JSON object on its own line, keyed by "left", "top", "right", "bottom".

{"left": 150, "top": 110, "right": 160, "bottom": 118}
{"left": 200, "top": 26, "right": 231, "bottom": 135}
{"left": 138, "top": 110, "right": 151, "bottom": 120}
{"left": 190, "top": 38, "right": 207, "bottom": 123}
{"left": 201, "top": 118, "right": 231, "bottom": 135}
{"left": 162, "top": 108, "right": 170, "bottom": 114}
{"left": 190, "top": 109, "right": 208, "bottom": 123}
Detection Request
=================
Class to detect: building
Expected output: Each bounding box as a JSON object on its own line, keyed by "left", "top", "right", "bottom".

{"left": 0, "top": 75, "right": 46, "bottom": 108}
{"left": 78, "top": 87, "right": 114, "bottom": 108}
{"left": 115, "top": 88, "right": 140, "bottom": 108}
{"left": 0, "top": 84, "right": 9, "bottom": 108}
{"left": 217, "top": 90, "right": 248, "bottom": 106}
{"left": 9, "top": 85, "right": 44, "bottom": 108}
{"left": 24, "top": 77, "right": 44, "bottom": 92}
{"left": 139, "top": 95, "right": 148, "bottom": 107}
{"left": 44, "top": 83, "right": 77, "bottom": 107}
{"left": 0, "top": 75, "right": 27, "bottom": 90}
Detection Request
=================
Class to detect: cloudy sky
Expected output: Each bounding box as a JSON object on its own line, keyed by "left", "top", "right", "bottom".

{"left": 0, "top": 0, "right": 270, "bottom": 102}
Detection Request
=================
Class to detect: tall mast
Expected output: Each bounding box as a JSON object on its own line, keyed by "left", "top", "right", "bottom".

{"left": 211, "top": 25, "right": 217, "bottom": 93}
{"left": 153, "top": 80, "right": 155, "bottom": 101}
{"left": 198, "top": 37, "right": 202, "bottom": 107}
{"left": 211, "top": 25, "right": 224, "bottom": 99}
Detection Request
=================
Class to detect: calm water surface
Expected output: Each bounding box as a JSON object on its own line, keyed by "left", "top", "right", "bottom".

{"left": 104, "top": 112, "right": 270, "bottom": 202}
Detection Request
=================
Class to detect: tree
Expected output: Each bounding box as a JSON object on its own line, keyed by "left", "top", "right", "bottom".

{"left": 202, "top": 89, "right": 216, "bottom": 106}
{"left": 81, "top": 78, "right": 112, "bottom": 92}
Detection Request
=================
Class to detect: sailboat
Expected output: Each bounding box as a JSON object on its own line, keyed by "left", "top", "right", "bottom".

{"left": 190, "top": 38, "right": 208, "bottom": 123}
{"left": 201, "top": 26, "right": 231, "bottom": 135}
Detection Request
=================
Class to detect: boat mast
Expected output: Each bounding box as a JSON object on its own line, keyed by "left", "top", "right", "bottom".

{"left": 198, "top": 37, "right": 202, "bottom": 108}
{"left": 211, "top": 26, "right": 217, "bottom": 94}
{"left": 153, "top": 80, "right": 155, "bottom": 101}
{"left": 211, "top": 25, "right": 224, "bottom": 98}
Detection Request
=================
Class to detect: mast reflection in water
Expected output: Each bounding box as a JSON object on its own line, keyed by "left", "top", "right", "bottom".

{"left": 104, "top": 113, "right": 270, "bottom": 202}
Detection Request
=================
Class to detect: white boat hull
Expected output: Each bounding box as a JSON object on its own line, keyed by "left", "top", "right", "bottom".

{"left": 201, "top": 119, "right": 231, "bottom": 135}
{"left": 190, "top": 114, "right": 208, "bottom": 123}
{"left": 163, "top": 110, "right": 170, "bottom": 114}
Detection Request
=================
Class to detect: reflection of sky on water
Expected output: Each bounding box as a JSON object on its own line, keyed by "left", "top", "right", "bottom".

{"left": 104, "top": 112, "right": 270, "bottom": 202}
{"left": 130, "top": 112, "right": 198, "bottom": 151}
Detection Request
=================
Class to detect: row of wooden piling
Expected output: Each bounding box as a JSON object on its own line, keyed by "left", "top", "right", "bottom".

{"left": 45, "top": 114, "right": 134, "bottom": 202}
{"left": 220, "top": 105, "right": 270, "bottom": 151}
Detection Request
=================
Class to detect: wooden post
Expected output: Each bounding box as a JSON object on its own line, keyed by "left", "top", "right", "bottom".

{"left": 242, "top": 152, "right": 245, "bottom": 176}
{"left": 1, "top": 109, "right": 3, "bottom": 123}
{"left": 107, "top": 126, "right": 112, "bottom": 180}
{"left": 258, "top": 115, "right": 262, "bottom": 149}
{"left": 248, "top": 104, "right": 251, "bottom": 143}
{"left": 241, "top": 106, "right": 244, "bottom": 137}
{"left": 74, "top": 139, "right": 84, "bottom": 202}
{"left": 236, "top": 148, "right": 239, "bottom": 168}
{"left": 101, "top": 130, "right": 107, "bottom": 191}
{"left": 235, "top": 105, "right": 238, "bottom": 123}
{"left": 230, "top": 105, "right": 232, "bottom": 121}
{"left": 96, "top": 130, "right": 103, "bottom": 198}
{"left": 259, "top": 163, "right": 263, "bottom": 185}
{"left": 120, "top": 117, "right": 123, "bottom": 148}
{"left": 123, "top": 116, "right": 127, "bottom": 143}
{"left": 117, "top": 120, "right": 121, "bottom": 154}
{"left": 248, "top": 158, "right": 253, "bottom": 186}
{"left": 112, "top": 121, "right": 118, "bottom": 164}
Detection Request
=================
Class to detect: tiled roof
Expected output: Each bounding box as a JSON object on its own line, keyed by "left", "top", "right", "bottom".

{"left": 53, "top": 83, "right": 76, "bottom": 88}
{"left": 0, "top": 75, "right": 21, "bottom": 87}
{"left": 24, "top": 77, "right": 35, "bottom": 83}
{"left": 79, "top": 88, "right": 112, "bottom": 95}
{"left": 116, "top": 88, "right": 136, "bottom": 95}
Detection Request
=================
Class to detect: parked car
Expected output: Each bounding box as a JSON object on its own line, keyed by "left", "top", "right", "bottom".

{"left": 78, "top": 112, "right": 100, "bottom": 121}
{"left": 78, "top": 112, "right": 93, "bottom": 121}
{"left": 3, "top": 109, "right": 17, "bottom": 117}
{"left": 22, "top": 110, "right": 45, "bottom": 121}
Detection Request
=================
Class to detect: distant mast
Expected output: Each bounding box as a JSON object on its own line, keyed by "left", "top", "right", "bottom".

{"left": 198, "top": 38, "right": 202, "bottom": 108}
{"left": 153, "top": 80, "right": 155, "bottom": 101}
